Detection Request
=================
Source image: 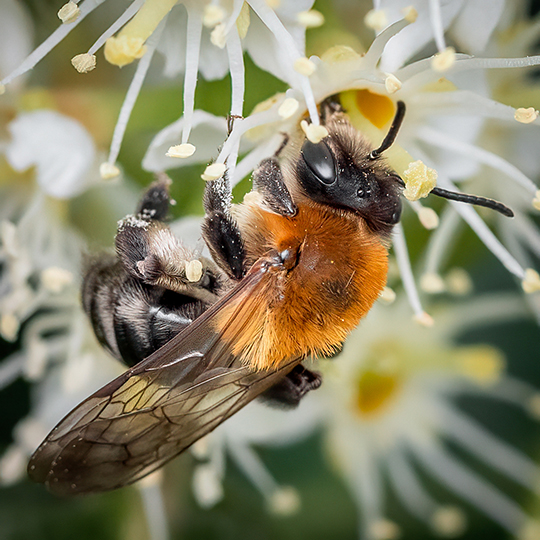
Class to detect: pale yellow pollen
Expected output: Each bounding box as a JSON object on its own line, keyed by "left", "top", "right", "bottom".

{"left": 526, "top": 393, "right": 540, "bottom": 420}
{"left": 1, "top": 221, "right": 18, "bottom": 257}
{"left": 379, "top": 286, "right": 396, "bottom": 304}
{"left": 41, "top": 267, "right": 74, "bottom": 294}
{"left": 402, "top": 6, "right": 418, "bottom": 23}
{"left": 104, "top": 0, "right": 177, "bottom": 67}
{"left": 202, "top": 163, "right": 227, "bottom": 181}
{"left": 105, "top": 36, "right": 147, "bottom": 68}
{"left": 300, "top": 120, "right": 328, "bottom": 144}
{"left": 265, "top": 0, "right": 281, "bottom": 8}
{"left": 58, "top": 1, "right": 80, "bottom": 24}
{"left": 185, "top": 260, "right": 203, "bottom": 282}
{"left": 364, "top": 9, "right": 388, "bottom": 32}
{"left": 431, "top": 47, "right": 457, "bottom": 72}
{"left": 297, "top": 10, "right": 325, "bottom": 28}
{"left": 522, "top": 268, "right": 540, "bottom": 293}
{"left": 71, "top": 53, "right": 97, "bottom": 73}
{"left": 458, "top": 346, "right": 505, "bottom": 385}
{"left": 384, "top": 73, "right": 402, "bottom": 94}
{"left": 445, "top": 267, "right": 473, "bottom": 296}
{"left": 210, "top": 23, "right": 227, "bottom": 49}
{"left": 236, "top": 2, "right": 251, "bottom": 39}
{"left": 369, "top": 519, "right": 401, "bottom": 540}
{"left": 100, "top": 162, "right": 121, "bottom": 180}
{"left": 278, "top": 97, "right": 299, "bottom": 119}
{"left": 414, "top": 311, "right": 434, "bottom": 327}
{"left": 293, "top": 57, "right": 317, "bottom": 77}
{"left": 402, "top": 160, "right": 438, "bottom": 201}
{"left": 0, "top": 314, "right": 19, "bottom": 342}
{"left": 420, "top": 273, "right": 446, "bottom": 294}
{"left": 517, "top": 519, "right": 540, "bottom": 540}
{"left": 138, "top": 469, "right": 163, "bottom": 488}
{"left": 203, "top": 5, "right": 226, "bottom": 28}
{"left": 430, "top": 506, "right": 467, "bottom": 537}
{"left": 267, "top": 486, "right": 301, "bottom": 516}
{"left": 166, "top": 143, "right": 196, "bottom": 159}
{"left": 514, "top": 107, "right": 539, "bottom": 124}
{"left": 0, "top": 84, "right": 5, "bottom": 95}
{"left": 418, "top": 207, "right": 439, "bottom": 229}
{"left": 532, "top": 190, "right": 540, "bottom": 211}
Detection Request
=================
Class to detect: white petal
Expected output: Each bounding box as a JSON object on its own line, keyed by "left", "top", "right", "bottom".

{"left": 142, "top": 110, "right": 228, "bottom": 171}
{"left": 449, "top": 0, "right": 506, "bottom": 54}
{"left": 5, "top": 110, "right": 97, "bottom": 199}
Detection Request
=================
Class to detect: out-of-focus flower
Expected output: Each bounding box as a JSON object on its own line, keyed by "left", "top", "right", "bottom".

{"left": 320, "top": 293, "right": 540, "bottom": 540}
{"left": 0, "top": 0, "right": 322, "bottom": 179}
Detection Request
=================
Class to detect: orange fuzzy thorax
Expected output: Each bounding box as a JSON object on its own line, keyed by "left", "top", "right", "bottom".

{"left": 215, "top": 202, "right": 389, "bottom": 371}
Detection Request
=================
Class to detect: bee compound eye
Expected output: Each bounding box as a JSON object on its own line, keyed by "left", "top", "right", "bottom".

{"left": 301, "top": 139, "right": 337, "bottom": 185}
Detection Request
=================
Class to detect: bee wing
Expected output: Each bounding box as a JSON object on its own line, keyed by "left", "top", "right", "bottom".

{"left": 28, "top": 260, "right": 297, "bottom": 496}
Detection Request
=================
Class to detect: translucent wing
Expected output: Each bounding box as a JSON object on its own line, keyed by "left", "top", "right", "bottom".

{"left": 28, "top": 260, "right": 298, "bottom": 496}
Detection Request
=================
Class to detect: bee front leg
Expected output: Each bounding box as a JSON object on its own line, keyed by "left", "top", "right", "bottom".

{"left": 252, "top": 157, "right": 297, "bottom": 217}
{"left": 202, "top": 171, "right": 247, "bottom": 280}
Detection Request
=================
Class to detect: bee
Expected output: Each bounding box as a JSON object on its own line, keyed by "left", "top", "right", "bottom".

{"left": 27, "top": 97, "right": 513, "bottom": 495}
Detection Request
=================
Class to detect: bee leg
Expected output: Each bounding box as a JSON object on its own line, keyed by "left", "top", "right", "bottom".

{"left": 202, "top": 171, "right": 246, "bottom": 280}
{"left": 252, "top": 158, "right": 297, "bottom": 217}
{"left": 260, "top": 365, "right": 322, "bottom": 409}
{"left": 136, "top": 173, "right": 173, "bottom": 221}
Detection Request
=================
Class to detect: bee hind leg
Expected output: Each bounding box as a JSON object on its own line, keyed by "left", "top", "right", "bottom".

{"left": 260, "top": 365, "right": 322, "bottom": 409}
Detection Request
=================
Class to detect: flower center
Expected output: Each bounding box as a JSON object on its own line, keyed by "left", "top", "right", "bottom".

{"left": 356, "top": 369, "right": 401, "bottom": 417}
{"left": 354, "top": 88, "right": 395, "bottom": 129}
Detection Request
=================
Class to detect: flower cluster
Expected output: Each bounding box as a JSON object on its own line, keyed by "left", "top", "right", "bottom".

{"left": 1, "top": 1, "right": 540, "bottom": 540}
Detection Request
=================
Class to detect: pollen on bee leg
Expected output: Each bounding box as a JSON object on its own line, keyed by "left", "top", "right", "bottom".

{"left": 431, "top": 47, "right": 457, "bottom": 72}
{"left": 71, "top": 53, "right": 97, "bottom": 73}
{"left": 300, "top": 120, "right": 328, "bottom": 143}
{"left": 166, "top": 143, "right": 196, "bottom": 159}
{"left": 379, "top": 286, "right": 396, "bottom": 304}
{"left": 278, "top": 98, "right": 299, "bottom": 119}
{"left": 293, "top": 57, "right": 317, "bottom": 77}
{"left": 297, "top": 10, "right": 325, "bottom": 28}
{"left": 58, "top": 1, "right": 81, "bottom": 24}
{"left": 522, "top": 268, "right": 540, "bottom": 293}
{"left": 100, "top": 162, "right": 121, "bottom": 180}
{"left": 514, "top": 107, "right": 539, "bottom": 124}
{"left": 384, "top": 73, "right": 402, "bottom": 94}
{"left": 430, "top": 506, "right": 467, "bottom": 537}
{"left": 402, "top": 160, "right": 438, "bottom": 201}
{"left": 413, "top": 311, "right": 434, "bottom": 327}
{"left": 185, "top": 260, "right": 203, "bottom": 282}
{"left": 420, "top": 273, "right": 446, "bottom": 294}
{"left": 532, "top": 190, "right": 540, "bottom": 210}
{"left": 364, "top": 9, "right": 388, "bottom": 31}
{"left": 201, "top": 163, "right": 227, "bottom": 181}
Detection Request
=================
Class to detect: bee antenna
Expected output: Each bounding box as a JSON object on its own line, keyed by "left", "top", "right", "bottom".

{"left": 430, "top": 186, "right": 514, "bottom": 217}
{"left": 369, "top": 101, "right": 406, "bottom": 160}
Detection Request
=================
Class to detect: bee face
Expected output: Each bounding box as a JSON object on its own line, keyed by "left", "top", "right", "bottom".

{"left": 298, "top": 135, "right": 403, "bottom": 233}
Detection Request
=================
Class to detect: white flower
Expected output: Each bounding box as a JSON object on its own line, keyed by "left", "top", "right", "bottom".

{"left": 320, "top": 293, "right": 539, "bottom": 539}
{"left": 5, "top": 110, "right": 98, "bottom": 199}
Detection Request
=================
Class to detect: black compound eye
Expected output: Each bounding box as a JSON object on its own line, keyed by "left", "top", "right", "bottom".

{"left": 301, "top": 139, "right": 337, "bottom": 185}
